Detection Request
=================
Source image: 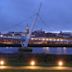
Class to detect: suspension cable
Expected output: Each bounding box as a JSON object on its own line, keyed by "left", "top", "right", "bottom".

{"left": 4, "top": 13, "right": 36, "bottom": 31}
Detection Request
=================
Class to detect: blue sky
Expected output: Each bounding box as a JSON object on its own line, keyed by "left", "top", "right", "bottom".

{"left": 0, "top": 0, "right": 72, "bottom": 33}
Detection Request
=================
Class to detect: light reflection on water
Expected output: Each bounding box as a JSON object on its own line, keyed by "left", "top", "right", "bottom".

{"left": 0, "top": 47, "right": 72, "bottom": 55}
{"left": 0, "top": 47, "right": 18, "bottom": 53}
{"left": 32, "top": 47, "right": 72, "bottom": 55}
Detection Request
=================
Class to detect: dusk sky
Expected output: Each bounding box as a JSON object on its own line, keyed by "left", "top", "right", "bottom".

{"left": 0, "top": 0, "right": 72, "bottom": 33}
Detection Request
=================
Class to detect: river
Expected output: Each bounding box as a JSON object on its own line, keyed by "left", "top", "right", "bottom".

{"left": 0, "top": 47, "right": 72, "bottom": 55}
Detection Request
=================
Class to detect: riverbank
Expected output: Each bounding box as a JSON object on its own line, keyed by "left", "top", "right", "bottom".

{"left": 0, "top": 53, "right": 72, "bottom": 66}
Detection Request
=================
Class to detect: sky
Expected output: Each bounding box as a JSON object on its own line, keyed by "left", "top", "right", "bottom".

{"left": 0, "top": 0, "right": 72, "bottom": 33}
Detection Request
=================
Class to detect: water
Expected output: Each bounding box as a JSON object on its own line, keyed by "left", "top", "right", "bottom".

{"left": 0, "top": 47, "right": 18, "bottom": 53}
{"left": 32, "top": 47, "right": 72, "bottom": 55}
{"left": 0, "top": 47, "right": 72, "bottom": 55}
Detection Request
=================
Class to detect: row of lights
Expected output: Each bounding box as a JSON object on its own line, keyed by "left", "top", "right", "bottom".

{"left": 0, "top": 59, "right": 63, "bottom": 67}
{"left": 30, "top": 60, "right": 63, "bottom": 66}
{"left": 31, "top": 38, "right": 64, "bottom": 41}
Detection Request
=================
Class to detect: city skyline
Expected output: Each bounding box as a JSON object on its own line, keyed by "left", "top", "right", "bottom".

{"left": 0, "top": 0, "right": 72, "bottom": 33}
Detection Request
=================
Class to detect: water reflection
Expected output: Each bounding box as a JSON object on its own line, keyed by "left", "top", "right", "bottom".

{"left": 63, "top": 47, "right": 66, "bottom": 54}
{"left": 43, "top": 47, "right": 50, "bottom": 53}
{"left": 57, "top": 47, "right": 62, "bottom": 54}
{"left": 0, "top": 47, "right": 18, "bottom": 53}
{"left": 33, "top": 47, "right": 72, "bottom": 55}
{"left": 0, "top": 47, "right": 72, "bottom": 55}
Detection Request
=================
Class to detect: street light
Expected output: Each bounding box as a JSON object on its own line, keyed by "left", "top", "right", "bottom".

{"left": 0, "top": 60, "right": 5, "bottom": 66}
{"left": 30, "top": 60, "right": 35, "bottom": 66}
{"left": 58, "top": 60, "right": 63, "bottom": 66}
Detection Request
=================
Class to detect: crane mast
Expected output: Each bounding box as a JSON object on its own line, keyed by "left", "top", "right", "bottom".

{"left": 21, "top": 3, "right": 42, "bottom": 48}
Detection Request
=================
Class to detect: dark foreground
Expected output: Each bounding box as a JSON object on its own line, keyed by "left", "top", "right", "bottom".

{"left": 0, "top": 53, "right": 72, "bottom": 66}
{"left": 0, "top": 53, "right": 72, "bottom": 71}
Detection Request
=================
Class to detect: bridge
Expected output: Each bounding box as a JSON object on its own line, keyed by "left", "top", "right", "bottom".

{"left": 0, "top": 36, "right": 72, "bottom": 47}
{"left": 1, "top": 3, "right": 72, "bottom": 49}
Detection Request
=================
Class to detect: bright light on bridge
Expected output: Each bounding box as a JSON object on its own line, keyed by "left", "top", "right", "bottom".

{"left": 0, "top": 35, "right": 3, "bottom": 37}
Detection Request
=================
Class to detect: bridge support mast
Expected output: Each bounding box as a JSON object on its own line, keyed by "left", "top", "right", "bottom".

{"left": 19, "top": 3, "right": 42, "bottom": 53}
{"left": 22, "top": 3, "right": 42, "bottom": 48}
